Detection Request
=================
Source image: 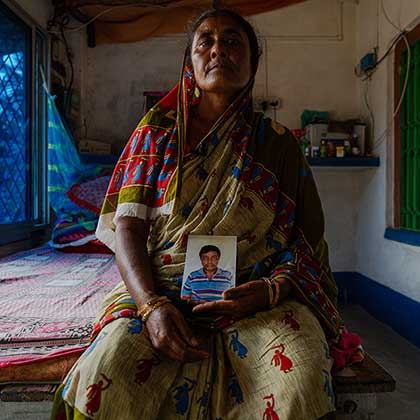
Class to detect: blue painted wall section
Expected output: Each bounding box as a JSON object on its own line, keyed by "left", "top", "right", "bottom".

{"left": 384, "top": 228, "right": 420, "bottom": 247}
{"left": 334, "top": 272, "right": 420, "bottom": 349}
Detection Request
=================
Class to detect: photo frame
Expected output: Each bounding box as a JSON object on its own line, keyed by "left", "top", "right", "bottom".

{"left": 181, "top": 235, "right": 237, "bottom": 301}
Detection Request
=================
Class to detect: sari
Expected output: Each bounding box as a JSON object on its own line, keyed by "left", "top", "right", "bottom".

{"left": 51, "top": 52, "right": 342, "bottom": 420}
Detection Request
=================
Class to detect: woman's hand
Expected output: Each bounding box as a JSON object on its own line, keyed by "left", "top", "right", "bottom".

{"left": 191, "top": 279, "right": 269, "bottom": 318}
{"left": 191, "top": 277, "right": 292, "bottom": 318}
{"left": 145, "top": 303, "right": 209, "bottom": 363}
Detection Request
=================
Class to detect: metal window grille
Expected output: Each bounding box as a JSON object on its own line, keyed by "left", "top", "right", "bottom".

{"left": 400, "top": 38, "right": 420, "bottom": 232}
{"left": 0, "top": 1, "right": 49, "bottom": 244}
{"left": 0, "top": 8, "right": 30, "bottom": 224}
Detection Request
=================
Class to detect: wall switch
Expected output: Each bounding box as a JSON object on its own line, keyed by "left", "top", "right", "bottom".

{"left": 360, "top": 51, "right": 377, "bottom": 73}
{"left": 254, "top": 96, "right": 282, "bottom": 111}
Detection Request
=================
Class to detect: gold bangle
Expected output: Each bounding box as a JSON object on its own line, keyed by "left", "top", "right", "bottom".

{"left": 140, "top": 299, "right": 170, "bottom": 323}
{"left": 262, "top": 277, "right": 273, "bottom": 307}
{"left": 272, "top": 279, "right": 281, "bottom": 307}
{"left": 136, "top": 296, "right": 170, "bottom": 319}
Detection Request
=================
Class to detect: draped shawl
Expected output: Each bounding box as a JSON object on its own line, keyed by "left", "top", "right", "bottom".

{"left": 96, "top": 53, "right": 342, "bottom": 338}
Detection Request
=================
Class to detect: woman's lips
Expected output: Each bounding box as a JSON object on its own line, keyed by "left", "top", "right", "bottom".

{"left": 207, "top": 62, "right": 232, "bottom": 74}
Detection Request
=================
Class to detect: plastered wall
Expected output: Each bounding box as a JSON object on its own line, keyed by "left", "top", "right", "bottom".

{"left": 14, "top": 0, "right": 52, "bottom": 28}
{"left": 355, "top": 0, "right": 420, "bottom": 302}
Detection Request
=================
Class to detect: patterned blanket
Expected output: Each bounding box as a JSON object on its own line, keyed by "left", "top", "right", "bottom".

{"left": 0, "top": 246, "right": 120, "bottom": 369}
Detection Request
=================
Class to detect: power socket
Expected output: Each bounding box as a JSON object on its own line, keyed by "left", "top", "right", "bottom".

{"left": 254, "top": 96, "right": 282, "bottom": 112}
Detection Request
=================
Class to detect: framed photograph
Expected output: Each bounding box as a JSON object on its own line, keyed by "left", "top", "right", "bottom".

{"left": 181, "top": 235, "right": 237, "bottom": 301}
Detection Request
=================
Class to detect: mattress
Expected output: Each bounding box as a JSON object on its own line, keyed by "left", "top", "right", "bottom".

{"left": 0, "top": 246, "right": 120, "bottom": 382}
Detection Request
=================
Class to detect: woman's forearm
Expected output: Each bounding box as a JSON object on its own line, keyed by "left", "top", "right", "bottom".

{"left": 278, "top": 277, "right": 292, "bottom": 301}
{"left": 115, "top": 216, "right": 156, "bottom": 307}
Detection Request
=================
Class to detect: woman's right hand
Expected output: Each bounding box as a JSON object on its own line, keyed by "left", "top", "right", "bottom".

{"left": 145, "top": 303, "right": 209, "bottom": 363}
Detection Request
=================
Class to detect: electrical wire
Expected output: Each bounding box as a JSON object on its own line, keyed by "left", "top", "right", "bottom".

{"left": 363, "top": 80, "right": 375, "bottom": 151}
{"left": 49, "top": 3, "right": 167, "bottom": 34}
{"left": 381, "top": 0, "right": 402, "bottom": 32}
{"left": 370, "top": 1, "right": 411, "bottom": 152}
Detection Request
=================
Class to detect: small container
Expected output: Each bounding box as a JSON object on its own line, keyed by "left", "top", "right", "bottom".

{"left": 312, "top": 146, "right": 320, "bottom": 158}
{"left": 352, "top": 146, "right": 360, "bottom": 156}
{"left": 300, "top": 138, "right": 308, "bottom": 156}
{"left": 305, "top": 144, "right": 311, "bottom": 158}
{"left": 336, "top": 146, "right": 345, "bottom": 158}
{"left": 320, "top": 140, "right": 328, "bottom": 158}
{"left": 344, "top": 140, "right": 351, "bottom": 156}
{"left": 327, "top": 141, "right": 335, "bottom": 157}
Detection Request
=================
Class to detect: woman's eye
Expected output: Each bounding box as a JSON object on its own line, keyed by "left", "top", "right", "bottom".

{"left": 226, "top": 38, "right": 240, "bottom": 46}
{"left": 199, "top": 39, "right": 211, "bottom": 47}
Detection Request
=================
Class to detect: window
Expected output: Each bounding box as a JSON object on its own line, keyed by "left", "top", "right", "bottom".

{"left": 0, "top": 1, "right": 49, "bottom": 245}
{"left": 394, "top": 24, "right": 420, "bottom": 234}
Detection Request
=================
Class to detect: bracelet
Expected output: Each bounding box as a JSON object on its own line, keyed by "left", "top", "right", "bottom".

{"left": 136, "top": 295, "right": 160, "bottom": 317}
{"left": 272, "top": 279, "right": 281, "bottom": 307}
{"left": 140, "top": 299, "right": 170, "bottom": 323}
{"left": 136, "top": 296, "right": 171, "bottom": 322}
{"left": 262, "top": 277, "right": 281, "bottom": 309}
{"left": 262, "top": 277, "right": 274, "bottom": 308}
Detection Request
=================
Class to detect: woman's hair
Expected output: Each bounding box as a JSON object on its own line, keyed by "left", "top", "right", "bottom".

{"left": 186, "top": 8, "right": 262, "bottom": 74}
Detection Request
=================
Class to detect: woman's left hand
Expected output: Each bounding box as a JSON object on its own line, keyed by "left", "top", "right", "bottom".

{"left": 191, "top": 279, "right": 269, "bottom": 318}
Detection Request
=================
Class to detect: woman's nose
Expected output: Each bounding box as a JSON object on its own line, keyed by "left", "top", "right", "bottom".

{"left": 211, "top": 41, "right": 227, "bottom": 59}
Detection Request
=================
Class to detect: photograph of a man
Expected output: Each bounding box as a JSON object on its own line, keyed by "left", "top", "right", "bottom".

{"left": 181, "top": 245, "right": 233, "bottom": 301}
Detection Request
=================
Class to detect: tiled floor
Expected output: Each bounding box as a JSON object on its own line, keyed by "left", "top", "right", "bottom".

{"left": 340, "top": 304, "right": 420, "bottom": 420}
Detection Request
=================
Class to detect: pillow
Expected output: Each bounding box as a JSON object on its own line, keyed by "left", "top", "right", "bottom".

{"left": 67, "top": 175, "right": 111, "bottom": 216}
{"left": 49, "top": 174, "right": 113, "bottom": 254}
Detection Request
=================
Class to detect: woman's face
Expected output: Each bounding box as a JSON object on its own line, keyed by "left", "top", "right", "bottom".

{"left": 191, "top": 15, "right": 252, "bottom": 98}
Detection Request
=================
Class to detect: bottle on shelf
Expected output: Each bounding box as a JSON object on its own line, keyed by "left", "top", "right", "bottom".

{"left": 300, "top": 136, "right": 308, "bottom": 155}
{"left": 344, "top": 140, "right": 352, "bottom": 156}
{"left": 305, "top": 141, "right": 311, "bottom": 158}
{"left": 327, "top": 141, "right": 335, "bottom": 158}
{"left": 320, "top": 139, "right": 328, "bottom": 158}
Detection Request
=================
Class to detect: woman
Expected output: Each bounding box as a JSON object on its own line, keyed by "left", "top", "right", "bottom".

{"left": 52, "top": 8, "right": 342, "bottom": 420}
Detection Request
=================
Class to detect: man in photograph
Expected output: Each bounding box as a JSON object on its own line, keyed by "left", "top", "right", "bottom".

{"left": 182, "top": 245, "right": 233, "bottom": 301}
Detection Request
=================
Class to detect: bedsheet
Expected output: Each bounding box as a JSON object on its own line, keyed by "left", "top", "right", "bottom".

{"left": 0, "top": 246, "right": 120, "bottom": 370}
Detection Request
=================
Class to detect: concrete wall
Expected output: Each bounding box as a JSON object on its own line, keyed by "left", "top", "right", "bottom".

{"left": 79, "top": 0, "right": 359, "bottom": 149}
{"left": 355, "top": 0, "right": 420, "bottom": 302}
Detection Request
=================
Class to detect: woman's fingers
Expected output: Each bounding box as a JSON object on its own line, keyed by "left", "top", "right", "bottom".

{"left": 146, "top": 304, "right": 208, "bottom": 362}
{"left": 185, "top": 299, "right": 207, "bottom": 307}
{"left": 192, "top": 299, "right": 237, "bottom": 314}
{"left": 175, "top": 314, "right": 200, "bottom": 347}
{"left": 223, "top": 280, "right": 262, "bottom": 299}
{"left": 166, "top": 326, "right": 208, "bottom": 362}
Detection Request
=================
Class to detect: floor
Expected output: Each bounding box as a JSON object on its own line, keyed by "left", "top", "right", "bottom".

{"left": 340, "top": 304, "right": 420, "bottom": 420}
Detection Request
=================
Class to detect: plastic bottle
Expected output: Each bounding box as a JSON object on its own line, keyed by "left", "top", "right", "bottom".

{"left": 344, "top": 140, "right": 351, "bottom": 156}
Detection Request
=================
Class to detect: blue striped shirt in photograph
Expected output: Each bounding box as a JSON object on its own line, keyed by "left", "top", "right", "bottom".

{"left": 181, "top": 267, "right": 233, "bottom": 301}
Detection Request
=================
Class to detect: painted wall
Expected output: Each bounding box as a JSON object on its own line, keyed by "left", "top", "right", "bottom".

{"left": 355, "top": 0, "right": 420, "bottom": 302}
{"left": 14, "top": 0, "right": 52, "bottom": 28}
{"left": 80, "top": 0, "right": 359, "bottom": 149}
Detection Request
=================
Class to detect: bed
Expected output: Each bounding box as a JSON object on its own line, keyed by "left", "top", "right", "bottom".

{"left": 0, "top": 246, "right": 120, "bottom": 385}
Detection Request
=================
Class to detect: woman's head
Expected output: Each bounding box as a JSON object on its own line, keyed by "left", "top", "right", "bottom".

{"left": 186, "top": 9, "right": 261, "bottom": 97}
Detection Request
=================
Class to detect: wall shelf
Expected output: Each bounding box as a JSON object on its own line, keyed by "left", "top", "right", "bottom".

{"left": 308, "top": 157, "right": 380, "bottom": 170}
